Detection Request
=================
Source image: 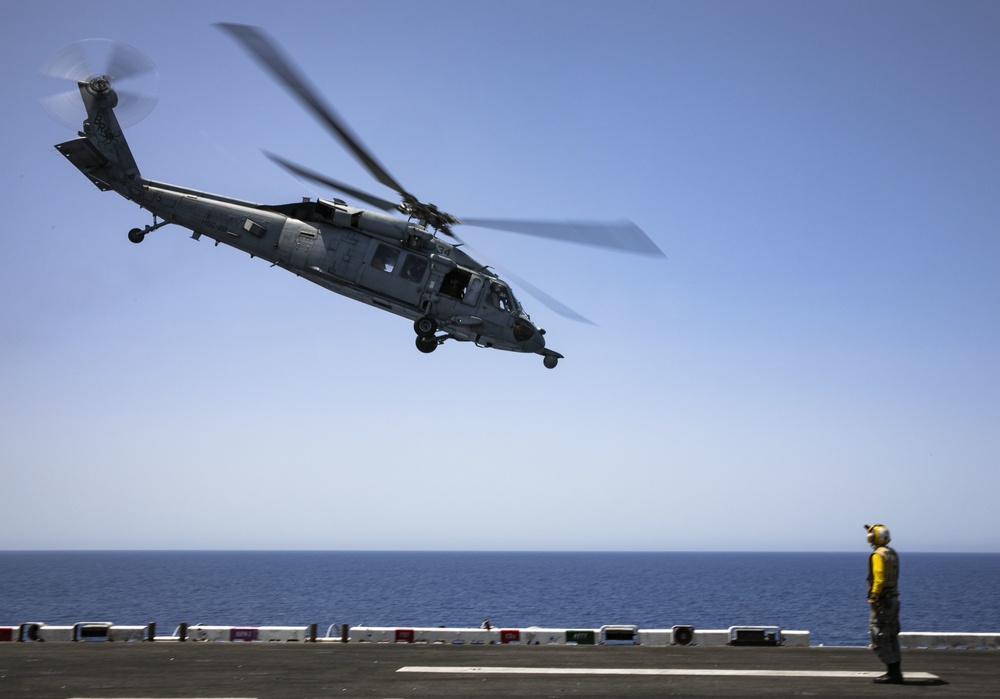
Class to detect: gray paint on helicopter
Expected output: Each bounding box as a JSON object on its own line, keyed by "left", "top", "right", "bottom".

{"left": 50, "top": 24, "right": 663, "bottom": 368}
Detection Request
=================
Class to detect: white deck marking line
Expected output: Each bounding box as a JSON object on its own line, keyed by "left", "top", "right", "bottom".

{"left": 398, "top": 666, "right": 940, "bottom": 680}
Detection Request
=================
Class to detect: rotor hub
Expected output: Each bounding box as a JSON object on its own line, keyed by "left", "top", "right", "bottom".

{"left": 401, "top": 200, "right": 460, "bottom": 235}
{"left": 87, "top": 76, "right": 113, "bottom": 95}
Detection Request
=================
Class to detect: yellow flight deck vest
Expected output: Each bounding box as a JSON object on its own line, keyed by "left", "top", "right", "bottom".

{"left": 867, "top": 545, "right": 899, "bottom": 599}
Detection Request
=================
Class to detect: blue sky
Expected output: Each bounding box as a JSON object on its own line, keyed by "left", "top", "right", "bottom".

{"left": 2, "top": 0, "right": 998, "bottom": 552}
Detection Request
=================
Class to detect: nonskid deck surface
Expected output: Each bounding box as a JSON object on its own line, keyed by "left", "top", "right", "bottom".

{"left": 2, "top": 643, "right": 996, "bottom": 698}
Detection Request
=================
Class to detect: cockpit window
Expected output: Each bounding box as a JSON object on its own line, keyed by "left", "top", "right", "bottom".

{"left": 487, "top": 282, "right": 515, "bottom": 313}
{"left": 370, "top": 243, "right": 399, "bottom": 273}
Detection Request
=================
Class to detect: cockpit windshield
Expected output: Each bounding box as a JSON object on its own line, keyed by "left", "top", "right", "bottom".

{"left": 486, "top": 281, "right": 520, "bottom": 315}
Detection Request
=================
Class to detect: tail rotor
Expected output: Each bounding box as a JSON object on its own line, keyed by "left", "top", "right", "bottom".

{"left": 40, "top": 38, "right": 159, "bottom": 128}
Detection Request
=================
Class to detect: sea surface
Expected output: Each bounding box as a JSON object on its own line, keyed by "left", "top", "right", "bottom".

{"left": 2, "top": 551, "right": 998, "bottom": 647}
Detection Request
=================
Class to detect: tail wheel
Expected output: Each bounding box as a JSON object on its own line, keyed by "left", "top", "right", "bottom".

{"left": 128, "top": 228, "right": 145, "bottom": 244}
{"left": 543, "top": 355, "right": 559, "bottom": 369}
{"left": 414, "top": 316, "right": 438, "bottom": 338}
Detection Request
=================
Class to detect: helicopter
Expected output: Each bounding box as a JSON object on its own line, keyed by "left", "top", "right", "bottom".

{"left": 45, "top": 23, "right": 663, "bottom": 368}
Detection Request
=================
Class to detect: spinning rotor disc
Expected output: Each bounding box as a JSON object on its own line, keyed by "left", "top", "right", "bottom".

{"left": 40, "top": 38, "right": 159, "bottom": 128}
{"left": 217, "top": 22, "right": 665, "bottom": 325}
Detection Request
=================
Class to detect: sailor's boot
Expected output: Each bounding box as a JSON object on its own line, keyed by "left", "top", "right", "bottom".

{"left": 873, "top": 662, "right": 903, "bottom": 684}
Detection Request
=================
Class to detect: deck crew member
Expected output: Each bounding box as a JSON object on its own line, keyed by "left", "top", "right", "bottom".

{"left": 865, "top": 523, "right": 903, "bottom": 684}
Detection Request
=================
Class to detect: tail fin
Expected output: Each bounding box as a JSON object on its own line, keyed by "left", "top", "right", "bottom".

{"left": 55, "top": 79, "right": 141, "bottom": 194}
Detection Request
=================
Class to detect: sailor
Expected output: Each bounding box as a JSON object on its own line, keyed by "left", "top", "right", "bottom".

{"left": 865, "top": 523, "right": 903, "bottom": 684}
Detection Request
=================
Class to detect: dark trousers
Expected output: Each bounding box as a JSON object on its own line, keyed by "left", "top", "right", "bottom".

{"left": 869, "top": 594, "right": 901, "bottom": 665}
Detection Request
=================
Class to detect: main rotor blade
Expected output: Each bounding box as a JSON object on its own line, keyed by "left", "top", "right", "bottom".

{"left": 460, "top": 218, "right": 664, "bottom": 256}
{"left": 500, "top": 266, "right": 596, "bottom": 325}
{"left": 454, "top": 234, "right": 594, "bottom": 325}
{"left": 217, "top": 23, "right": 415, "bottom": 203}
{"left": 265, "top": 152, "right": 400, "bottom": 212}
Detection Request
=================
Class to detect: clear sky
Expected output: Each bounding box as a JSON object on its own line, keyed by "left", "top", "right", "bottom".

{"left": 3, "top": 1, "right": 998, "bottom": 552}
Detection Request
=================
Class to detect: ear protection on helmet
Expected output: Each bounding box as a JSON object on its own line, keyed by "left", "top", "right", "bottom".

{"left": 864, "top": 523, "right": 891, "bottom": 546}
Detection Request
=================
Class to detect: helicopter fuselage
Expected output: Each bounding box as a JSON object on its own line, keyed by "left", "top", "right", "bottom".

{"left": 55, "top": 78, "right": 557, "bottom": 363}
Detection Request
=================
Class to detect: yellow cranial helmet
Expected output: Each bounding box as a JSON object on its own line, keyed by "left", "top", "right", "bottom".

{"left": 864, "top": 523, "right": 891, "bottom": 546}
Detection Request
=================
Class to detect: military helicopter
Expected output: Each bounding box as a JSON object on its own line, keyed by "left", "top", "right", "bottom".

{"left": 45, "top": 24, "right": 662, "bottom": 368}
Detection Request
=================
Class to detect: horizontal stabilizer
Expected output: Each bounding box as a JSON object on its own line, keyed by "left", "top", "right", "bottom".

{"left": 55, "top": 137, "right": 113, "bottom": 191}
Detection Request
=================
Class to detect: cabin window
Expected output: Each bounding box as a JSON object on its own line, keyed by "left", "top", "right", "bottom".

{"left": 441, "top": 268, "right": 471, "bottom": 299}
{"left": 400, "top": 254, "right": 428, "bottom": 282}
{"left": 370, "top": 243, "right": 399, "bottom": 273}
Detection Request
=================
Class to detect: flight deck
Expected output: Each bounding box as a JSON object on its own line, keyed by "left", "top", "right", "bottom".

{"left": 3, "top": 642, "right": 999, "bottom": 698}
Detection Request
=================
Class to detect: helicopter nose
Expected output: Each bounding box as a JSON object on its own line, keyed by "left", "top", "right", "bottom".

{"left": 525, "top": 327, "right": 546, "bottom": 353}
{"left": 513, "top": 318, "right": 546, "bottom": 353}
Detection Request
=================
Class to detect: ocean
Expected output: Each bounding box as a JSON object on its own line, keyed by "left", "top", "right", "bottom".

{"left": 1, "top": 551, "right": 998, "bottom": 647}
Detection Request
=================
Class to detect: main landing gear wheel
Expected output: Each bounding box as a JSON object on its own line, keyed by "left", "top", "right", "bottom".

{"left": 543, "top": 355, "right": 559, "bottom": 369}
{"left": 415, "top": 336, "right": 438, "bottom": 354}
{"left": 413, "top": 316, "right": 438, "bottom": 338}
